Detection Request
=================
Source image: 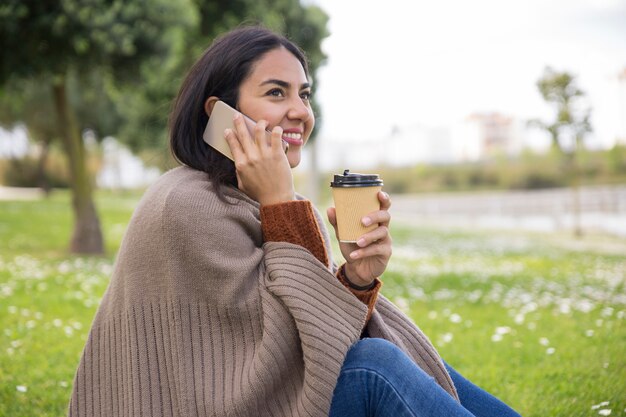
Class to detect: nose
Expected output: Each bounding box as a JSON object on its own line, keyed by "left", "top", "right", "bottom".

{"left": 287, "top": 97, "right": 311, "bottom": 122}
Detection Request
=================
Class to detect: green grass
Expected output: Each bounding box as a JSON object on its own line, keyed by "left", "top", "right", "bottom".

{"left": 1, "top": 191, "right": 625, "bottom": 416}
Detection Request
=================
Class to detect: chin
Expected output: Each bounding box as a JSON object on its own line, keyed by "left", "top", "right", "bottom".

{"left": 287, "top": 148, "right": 302, "bottom": 168}
{"left": 287, "top": 151, "right": 301, "bottom": 168}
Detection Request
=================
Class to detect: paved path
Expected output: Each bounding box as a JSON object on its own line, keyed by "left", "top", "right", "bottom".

{"left": 390, "top": 185, "right": 626, "bottom": 237}
{"left": 0, "top": 186, "right": 45, "bottom": 200}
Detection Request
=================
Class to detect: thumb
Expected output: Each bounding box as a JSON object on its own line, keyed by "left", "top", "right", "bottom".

{"left": 327, "top": 207, "right": 338, "bottom": 229}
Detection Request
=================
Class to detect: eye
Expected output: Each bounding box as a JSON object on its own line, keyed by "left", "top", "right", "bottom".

{"left": 266, "top": 88, "right": 284, "bottom": 97}
{"left": 300, "top": 90, "right": 312, "bottom": 100}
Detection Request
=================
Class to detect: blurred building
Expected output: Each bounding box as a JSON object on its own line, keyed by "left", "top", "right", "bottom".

{"left": 450, "top": 112, "right": 524, "bottom": 162}
{"left": 315, "top": 112, "right": 527, "bottom": 170}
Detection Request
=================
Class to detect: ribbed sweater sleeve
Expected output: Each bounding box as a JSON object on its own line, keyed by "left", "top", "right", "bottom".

{"left": 260, "top": 200, "right": 380, "bottom": 320}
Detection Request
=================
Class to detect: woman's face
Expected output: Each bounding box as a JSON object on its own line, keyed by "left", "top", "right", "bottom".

{"left": 237, "top": 47, "right": 315, "bottom": 168}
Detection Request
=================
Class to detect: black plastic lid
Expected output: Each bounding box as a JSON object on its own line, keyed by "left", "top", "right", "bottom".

{"left": 330, "top": 169, "right": 383, "bottom": 188}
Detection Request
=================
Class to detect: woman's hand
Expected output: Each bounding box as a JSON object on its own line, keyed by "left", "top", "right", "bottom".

{"left": 224, "top": 113, "right": 294, "bottom": 205}
{"left": 327, "top": 191, "right": 392, "bottom": 287}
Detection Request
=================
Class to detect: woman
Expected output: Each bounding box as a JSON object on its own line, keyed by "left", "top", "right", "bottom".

{"left": 69, "top": 26, "right": 521, "bottom": 417}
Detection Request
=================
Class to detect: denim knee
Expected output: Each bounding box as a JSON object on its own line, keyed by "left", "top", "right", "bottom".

{"left": 342, "top": 338, "right": 412, "bottom": 373}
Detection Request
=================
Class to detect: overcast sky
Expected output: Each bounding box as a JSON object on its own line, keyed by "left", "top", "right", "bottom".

{"left": 310, "top": 0, "right": 626, "bottom": 148}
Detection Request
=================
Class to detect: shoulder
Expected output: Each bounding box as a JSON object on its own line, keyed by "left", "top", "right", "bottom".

{"left": 146, "top": 166, "right": 257, "bottom": 215}
{"left": 132, "top": 166, "right": 264, "bottom": 248}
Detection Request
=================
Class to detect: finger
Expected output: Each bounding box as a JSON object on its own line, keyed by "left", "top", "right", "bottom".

{"left": 349, "top": 239, "right": 392, "bottom": 260}
{"left": 378, "top": 191, "right": 391, "bottom": 210}
{"left": 270, "top": 126, "right": 284, "bottom": 153}
{"left": 233, "top": 113, "right": 255, "bottom": 154}
{"left": 326, "top": 207, "right": 337, "bottom": 228}
{"left": 362, "top": 209, "right": 391, "bottom": 228}
{"left": 356, "top": 225, "right": 390, "bottom": 248}
{"left": 224, "top": 128, "right": 245, "bottom": 162}
{"left": 254, "top": 119, "right": 271, "bottom": 149}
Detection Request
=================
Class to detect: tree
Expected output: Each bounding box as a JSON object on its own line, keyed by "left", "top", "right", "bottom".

{"left": 0, "top": 0, "right": 193, "bottom": 254}
{"left": 532, "top": 67, "right": 592, "bottom": 153}
{"left": 531, "top": 67, "right": 593, "bottom": 236}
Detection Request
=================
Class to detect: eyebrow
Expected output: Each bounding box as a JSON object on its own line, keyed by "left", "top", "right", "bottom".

{"left": 260, "top": 79, "right": 311, "bottom": 90}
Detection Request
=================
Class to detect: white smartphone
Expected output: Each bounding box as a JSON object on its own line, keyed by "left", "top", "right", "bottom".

{"left": 202, "top": 100, "right": 288, "bottom": 161}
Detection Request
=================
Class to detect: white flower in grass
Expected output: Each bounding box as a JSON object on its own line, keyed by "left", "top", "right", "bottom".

{"left": 59, "top": 381, "right": 69, "bottom": 388}
{"left": 575, "top": 299, "right": 594, "bottom": 313}
{"left": 16, "top": 385, "right": 27, "bottom": 393}
{"left": 394, "top": 297, "right": 409, "bottom": 313}
{"left": 427, "top": 311, "right": 438, "bottom": 320}
{"left": 539, "top": 337, "right": 549, "bottom": 346}
{"left": 546, "top": 347, "right": 555, "bottom": 355}
{"left": 8, "top": 306, "right": 17, "bottom": 314}
{"left": 438, "top": 333, "right": 453, "bottom": 346}
{"left": 491, "top": 334, "right": 503, "bottom": 342}
{"left": 585, "top": 329, "right": 594, "bottom": 337}
{"left": 449, "top": 314, "right": 462, "bottom": 323}
{"left": 601, "top": 307, "right": 614, "bottom": 317}
{"left": 495, "top": 326, "right": 511, "bottom": 335}
{"left": 598, "top": 409, "right": 611, "bottom": 416}
{"left": 52, "top": 319, "right": 62, "bottom": 327}
{"left": 591, "top": 401, "right": 609, "bottom": 410}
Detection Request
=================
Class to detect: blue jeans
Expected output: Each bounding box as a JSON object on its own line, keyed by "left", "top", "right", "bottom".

{"left": 329, "top": 338, "right": 522, "bottom": 417}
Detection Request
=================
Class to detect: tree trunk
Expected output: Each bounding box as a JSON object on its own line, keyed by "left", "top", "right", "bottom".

{"left": 52, "top": 76, "right": 104, "bottom": 254}
{"left": 36, "top": 136, "right": 51, "bottom": 196}
{"left": 568, "top": 150, "right": 583, "bottom": 238}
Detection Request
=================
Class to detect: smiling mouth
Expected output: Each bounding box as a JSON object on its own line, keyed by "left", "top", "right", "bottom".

{"left": 282, "top": 132, "right": 303, "bottom": 145}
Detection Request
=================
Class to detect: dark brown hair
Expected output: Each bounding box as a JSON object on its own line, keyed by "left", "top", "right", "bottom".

{"left": 169, "top": 26, "right": 309, "bottom": 193}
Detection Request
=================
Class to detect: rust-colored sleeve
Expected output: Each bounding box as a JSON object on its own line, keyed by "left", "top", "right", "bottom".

{"left": 260, "top": 200, "right": 329, "bottom": 267}
{"left": 260, "top": 200, "right": 381, "bottom": 321}
{"left": 336, "top": 264, "right": 382, "bottom": 322}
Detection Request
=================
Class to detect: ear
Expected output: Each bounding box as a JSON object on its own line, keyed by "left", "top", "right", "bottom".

{"left": 204, "top": 96, "right": 220, "bottom": 117}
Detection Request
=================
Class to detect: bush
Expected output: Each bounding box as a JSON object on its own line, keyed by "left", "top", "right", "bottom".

{"left": 2, "top": 156, "right": 70, "bottom": 189}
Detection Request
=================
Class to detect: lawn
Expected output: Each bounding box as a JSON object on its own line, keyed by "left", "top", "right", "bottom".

{"left": 1, "top": 190, "right": 624, "bottom": 416}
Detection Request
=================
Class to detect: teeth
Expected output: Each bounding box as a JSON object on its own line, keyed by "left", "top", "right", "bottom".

{"left": 283, "top": 132, "right": 302, "bottom": 140}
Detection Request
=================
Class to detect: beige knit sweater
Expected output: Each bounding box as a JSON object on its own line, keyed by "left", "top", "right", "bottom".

{"left": 69, "top": 166, "right": 457, "bottom": 416}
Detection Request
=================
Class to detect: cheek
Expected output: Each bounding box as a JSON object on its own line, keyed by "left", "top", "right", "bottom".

{"left": 305, "top": 111, "right": 316, "bottom": 136}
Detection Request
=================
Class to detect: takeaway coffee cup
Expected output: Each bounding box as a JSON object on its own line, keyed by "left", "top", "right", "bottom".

{"left": 330, "top": 169, "right": 384, "bottom": 243}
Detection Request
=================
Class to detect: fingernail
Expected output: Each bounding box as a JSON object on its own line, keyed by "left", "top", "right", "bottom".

{"left": 357, "top": 238, "right": 366, "bottom": 247}
{"left": 350, "top": 251, "right": 359, "bottom": 259}
{"left": 382, "top": 192, "right": 389, "bottom": 200}
{"left": 223, "top": 128, "right": 231, "bottom": 137}
{"left": 233, "top": 113, "right": 240, "bottom": 121}
{"left": 362, "top": 217, "right": 372, "bottom": 226}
